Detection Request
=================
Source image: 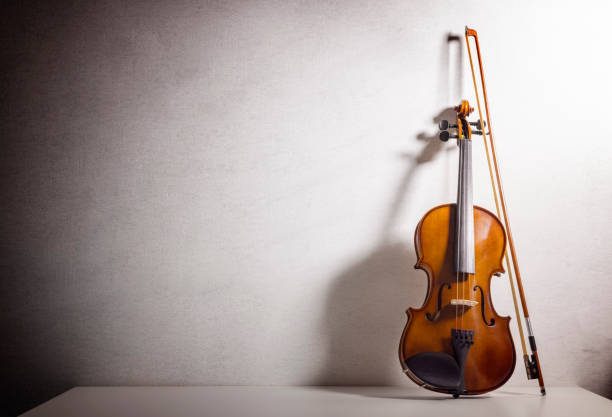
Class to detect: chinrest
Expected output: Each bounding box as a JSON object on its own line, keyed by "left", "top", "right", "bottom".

{"left": 404, "top": 329, "right": 474, "bottom": 396}
{"left": 404, "top": 351, "right": 461, "bottom": 390}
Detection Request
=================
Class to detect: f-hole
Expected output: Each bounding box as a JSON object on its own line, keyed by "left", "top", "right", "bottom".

{"left": 473, "top": 285, "right": 495, "bottom": 326}
{"left": 426, "top": 283, "right": 451, "bottom": 322}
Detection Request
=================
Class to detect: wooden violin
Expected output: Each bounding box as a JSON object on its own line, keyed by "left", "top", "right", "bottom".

{"left": 399, "top": 100, "right": 515, "bottom": 396}
{"left": 398, "top": 27, "right": 545, "bottom": 397}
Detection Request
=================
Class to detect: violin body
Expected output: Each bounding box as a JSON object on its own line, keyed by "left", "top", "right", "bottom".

{"left": 399, "top": 203, "right": 516, "bottom": 395}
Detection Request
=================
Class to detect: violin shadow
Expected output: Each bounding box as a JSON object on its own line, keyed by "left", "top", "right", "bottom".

{"left": 311, "top": 386, "right": 495, "bottom": 401}
{"left": 312, "top": 32, "right": 464, "bottom": 390}
{"left": 311, "top": 110, "right": 456, "bottom": 387}
{"left": 311, "top": 386, "right": 454, "bottom": 400}
{"left": 361, "top": 393, "right": 492, "bottom": 400}
{"left": 312, "top": 241, "right": 424, "bottom": 385}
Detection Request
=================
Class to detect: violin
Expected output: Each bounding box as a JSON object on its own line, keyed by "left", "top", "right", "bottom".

{"left": 398, "top": 27, "right": 545, "bottom": 397}
{"left": 399, "top": 99, "right": 515, "bottom": 396}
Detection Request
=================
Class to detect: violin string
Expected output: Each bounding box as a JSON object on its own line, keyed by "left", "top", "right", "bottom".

{"left": 468, "top": 121, "right": 473, "bottom": 331}
{"left": 456, "top": 274, "right": 459, "bottom": 329}
{"left": 456, "top": 271, "right": 459, "bottom": 330}
{"left": 463, "top": 271, "right": 466, "bottom": 331}
{"left": 461, "top": 273, "right": 465, "bottom": 330}
{"left": 462, "top": 133, "right": 467, "bottom": 330}
{"left": 460, "top": 130, "right": 465, "bottom": 330}
{"left": 455, "top": 144, "right": 458, "bottom": 331}
{"left": 455, "top": 228, "right": 459, "bottom": 330}
{"left": 469, "top": 132, "right": 475, "bottom": 331}
{"left": 462, "top": 124, "right": 465, "bottom": 330}
{"left": 466, "top": 121, "right": 474, "bottom": 332}
{"left": 456, "top": 134, "right": 461, "bottom": 331}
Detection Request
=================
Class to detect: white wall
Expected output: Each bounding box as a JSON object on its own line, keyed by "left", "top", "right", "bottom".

{"left": 2, "top": 0, "right": 611, "bottom": 412}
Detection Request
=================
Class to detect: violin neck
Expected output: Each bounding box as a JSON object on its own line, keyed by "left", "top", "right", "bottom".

{"left": 455, "top": 137, "right": 475, "bottom": 274}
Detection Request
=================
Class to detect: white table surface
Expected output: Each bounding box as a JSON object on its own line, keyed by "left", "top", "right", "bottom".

{"left": 21, "top": 386, "right": 612, "bottom": 417}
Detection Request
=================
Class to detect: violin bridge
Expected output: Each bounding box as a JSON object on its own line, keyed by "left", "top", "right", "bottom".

{"left": 450, "top": 299, "right": 479, "bottom": 307}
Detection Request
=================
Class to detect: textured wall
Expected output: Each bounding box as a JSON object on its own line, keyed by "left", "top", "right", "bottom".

{"left": 2, "top": 0, "right": 611, "bottom": 414}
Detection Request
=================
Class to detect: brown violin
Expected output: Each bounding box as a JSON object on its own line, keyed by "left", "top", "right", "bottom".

{"left": 399, "top": 100, "right": 515, "bottom": 396}
{"left": 399, "top": 27, "right": 545, "bottom": 397}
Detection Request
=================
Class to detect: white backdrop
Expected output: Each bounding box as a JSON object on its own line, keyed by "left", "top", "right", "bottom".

{"left": 2, "top": 0, "right": 611, "bottom": 406}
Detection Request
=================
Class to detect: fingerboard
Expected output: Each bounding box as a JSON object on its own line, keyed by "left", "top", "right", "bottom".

{"left": 455, "top": 137, "right": 475, "bottom": 274}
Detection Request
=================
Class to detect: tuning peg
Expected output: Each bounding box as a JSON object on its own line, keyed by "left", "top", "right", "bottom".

{"left": 438, "top": 120, "right": 458, "bottom": 131}
{"left": 471, "top": 130, "right": 490, "bottom": 136}
{"left": 469, "top": 120, "right": 487, "bottom": 129}
{"left": 439, "top": 131, "right": 458, "bottom": 142}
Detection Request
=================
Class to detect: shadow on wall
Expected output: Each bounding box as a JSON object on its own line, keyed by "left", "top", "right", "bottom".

{"left": 313, "top": 33, "right": 463, "bottom": 386}
{"left": 313, "top": 107, "right": 456, "bottom": 385}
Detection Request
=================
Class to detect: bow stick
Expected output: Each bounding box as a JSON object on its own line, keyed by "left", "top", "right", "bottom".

{"left": 464, "top": 26, "right": 546, "bottom": 396}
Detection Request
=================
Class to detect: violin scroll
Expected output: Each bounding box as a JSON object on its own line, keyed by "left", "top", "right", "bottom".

{"left": 437, "top": 101, "right": 481, "bottom": 142}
